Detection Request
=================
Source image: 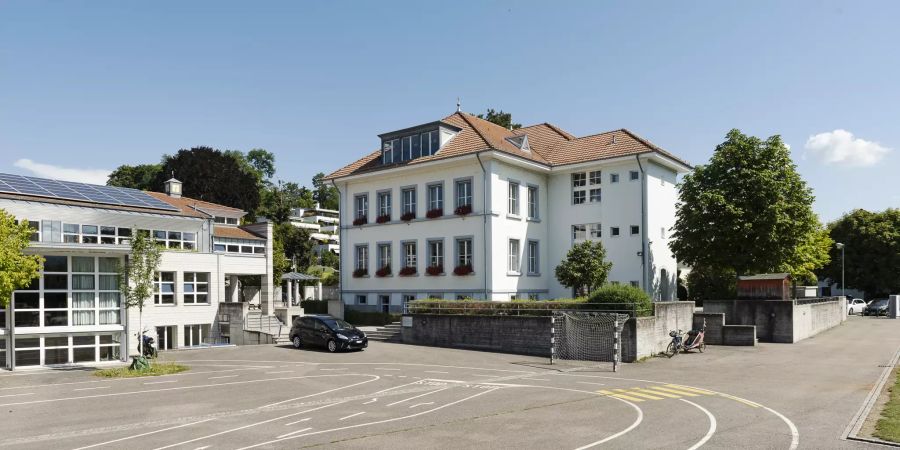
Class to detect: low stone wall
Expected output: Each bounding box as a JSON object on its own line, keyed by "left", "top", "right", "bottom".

{"left": 400, "top": 314, "right": 550, "bottom": 357}
{"left": 722, "top": 325, "right": 756, "bottom": 345}
{"left": 621, "top": 302, "right": 695, "bottom": 361}
{"left": 703, "top": 298, "right": 845, "bottom": 343}
{"left": 693, "top": 313, "right": 725, "bottom": 344}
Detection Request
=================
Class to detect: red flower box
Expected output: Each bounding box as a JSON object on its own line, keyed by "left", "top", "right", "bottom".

{"left": 398, "top": 266, "right": 417, "bottom": 276}
{"left": 376, "top": 214, "right": 391, "bottom": 224}
{"left": 400, "top": 212, "right": 416, "bottom": 222}
{"left": 453, "top": 264, "right": 474, "bottom": 276}
{"left": 425, "top": 265, "right": 444, "bottom": 276}
{"left": 454, "top": 204, "right": 472, "bottom": 216}
{"left": 375, "top": 266, "right": 391, "bottom": 277}
{"left": 352, "top": 216, "right": 368, "bottom": 226}
{"left": 426, "top": 208, "right": 443, "bottom": 219}
{"left": 352, "top": 268, "right": 368, "bottom": 278}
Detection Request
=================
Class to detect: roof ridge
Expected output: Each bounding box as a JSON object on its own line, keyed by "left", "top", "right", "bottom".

{"left": 544, "top": 123, "right": 575, "bottom": 140}
{"left": 456, "top": 112, "right": 496, "bottom": 150}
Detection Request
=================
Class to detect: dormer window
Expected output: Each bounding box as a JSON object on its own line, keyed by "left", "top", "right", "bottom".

{"left": 214, "top": 217, "right": 239, "bottom": 225}
{"left": 380, "top": 123, "right": 459, "bottom": 165}
{"left": 506, "top": 135, "right": 530, "bottom": 152}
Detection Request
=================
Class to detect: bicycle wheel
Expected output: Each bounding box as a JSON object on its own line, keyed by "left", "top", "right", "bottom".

{"left": 666, "top": 341, "right": 678, "bottom": 358}
{"left": 699, "top": 342, "right": 706, "bottom": 353}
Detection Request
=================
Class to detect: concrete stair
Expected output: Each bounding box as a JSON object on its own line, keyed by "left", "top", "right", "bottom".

{"left": 365, "top": 322, "right": 402, "bottom": 342}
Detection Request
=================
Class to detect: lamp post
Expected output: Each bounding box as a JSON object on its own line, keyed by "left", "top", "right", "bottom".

{"left": 835, "top": 242, "right": 845, "bottom": 297}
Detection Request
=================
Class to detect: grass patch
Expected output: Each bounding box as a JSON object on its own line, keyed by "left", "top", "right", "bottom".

{"left": 94, "top": 361, "right": 189, "bottom": 378}
{"left": 875, "top": 369, "right": 900, "bottom": 442}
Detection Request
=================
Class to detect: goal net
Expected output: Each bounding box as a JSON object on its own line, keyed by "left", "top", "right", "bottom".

{"left": 551, "top": 312, "right": 626, "bottom": 372}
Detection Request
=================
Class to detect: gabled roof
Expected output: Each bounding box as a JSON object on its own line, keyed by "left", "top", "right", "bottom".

{"left": 146, "top": 192, "right": 246, "bottom": 219}
{"left": 738, "top": 273, "right": 791, "bottom": 281}
{"left": 324, "top": 111, "right": 691, "bottom": 180}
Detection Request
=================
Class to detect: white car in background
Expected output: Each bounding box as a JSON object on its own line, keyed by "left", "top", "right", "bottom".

{"left": 847, "top": 298, "right": 867, "bottom": 315}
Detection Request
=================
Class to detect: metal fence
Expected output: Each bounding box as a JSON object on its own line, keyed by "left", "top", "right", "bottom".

{"left": 794, "top": 296, "right": 841, "bottom": 306}
{"left": 404, "top": 301, "right": 648, "bottom": 318}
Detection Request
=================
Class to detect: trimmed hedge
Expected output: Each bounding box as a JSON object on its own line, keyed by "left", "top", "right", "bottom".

{"left": 588, "top": 284, "right": 653, "bottom": 316}
{"left": 345, "top": 310, "right": 400, "bottom": 326}
{"left": 300, "top": 300, "right": 329, "bottom": 314}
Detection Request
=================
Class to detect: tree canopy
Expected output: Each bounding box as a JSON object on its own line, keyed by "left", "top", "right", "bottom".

{"left": 670, "top": 129, "right": 829, "bottom": 282}
{"left": 477, "top": 108, "right": 521, "bottom": 130}
{"left": 312, "top": 172, "right": 339, "bottom": 210}
{"left": 823, "top": 208, "right": 900, "bottom": 297}
{"left": 554, "top": 240, "right": 613, "bottom": 296}
{"left": 107, "top": 163, "right": 162, "bottom": 191}
{"left": 0, "top": 210, "right": 44, "bottom": 308}
{"left": 153, "top": 147, "right": 262, "bottom": 213}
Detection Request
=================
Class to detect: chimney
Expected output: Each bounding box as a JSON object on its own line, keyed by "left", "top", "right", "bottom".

{"left": 165, "top": 177, "right": 183, "bottom": 198}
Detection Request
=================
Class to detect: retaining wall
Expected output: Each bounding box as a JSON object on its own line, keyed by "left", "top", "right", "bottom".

{"left": 399, "top": 314, "right": 551, "bottom": 357}
{"left": 703, "top": 298, "right": 845, "bottom": 343}
{"left": 621, "top": 302, "right": 695, "bottom": 361}
{"left": 692, "top": 312, "right": 757, "bottom": 346}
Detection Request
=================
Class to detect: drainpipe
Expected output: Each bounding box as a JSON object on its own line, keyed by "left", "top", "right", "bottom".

{"left": 635, "top": 155, "right": 649, "bottom": 297}
{"left": 331, "top": 180, "right": 344, "bottom": 309}
{"left": 475, "top": 152, "right": 488, "bottom": 300}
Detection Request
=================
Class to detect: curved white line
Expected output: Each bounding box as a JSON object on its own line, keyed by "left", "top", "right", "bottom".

{"left": 681, "top": 399, "right": 716, "bottom": 450}
{"left": 763, "top": 406, "right": 799, "bottom": 450}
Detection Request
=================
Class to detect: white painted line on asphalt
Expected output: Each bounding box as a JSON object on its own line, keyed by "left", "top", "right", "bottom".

{"left": 681, "top": 399, "right": 716, "bottom": 450}
{"left": 277, "top": 427, "right": 312, "bottom": 439}
{"left": 424, "top": 370, "right": 449, "bottom": 374}
{"left": 73, "top": 418, "right": 215, "bottom": 450}
{"left": 0, "top": 367, "right": 266, "bottom": 392}
{"left": 73, "top": 386, "right": 111, "bottom": 392}
{"left": 371, "top": 379, "right": 422, "bottom": 395}
{"left": 764, "top": 405, "right": 800, "bottom": 450}
{"left": 338, "top": 412, "right": 366, "bottom": 421}
{"left": 523, "top": 378, "right": 549, "bottom": 381}
{"left": 409, "top": 402, "right": 433, "bottom": 409}
{"left": 320, "top": 368, "right": 348, "bottom": 371}
{"left": 264, "top": 371, "right": 293, "bottom": 375}
{"left": 257, "top": 376, "right": 380, "bottom": 409}
{"left": 236, "top": 387, "right": 500, "bottom": 450}
{"left": 151, "top": 402, "right": 344, "bottom": 450}
{"left": 0, "top": 393, "right": 34, "bottom": 399}
{"left": 576, "top": 382, "right": 606, "bottom": 387}
{"left": 284, "top": 418, "right": 310, "bottom": 426}
{"left": 386, "top": 388, "right": 448, "bottom": 407}
{"left": 144, "top": 380, "right": 178, "bottom": 385}
{"left": 193, "top": 447, "right": 210, "bottom": 450}
{"left": 375, "top": 368, "right": 401, "bottom": 371}
{"left": 363, "top": 398, "right": 377, "bottom": 405}
{"left": 208, "top": 375, "right": 239, "bottom": 380}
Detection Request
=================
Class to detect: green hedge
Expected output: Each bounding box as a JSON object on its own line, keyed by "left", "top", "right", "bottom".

{"left": 588, "top": 284, "right": 653, "bottom": 316}
{"left": 345, "top": 310, "right": 400, "bottom": 326}
{"left": 300, "top": 300, "right": 329, "bottom": 314}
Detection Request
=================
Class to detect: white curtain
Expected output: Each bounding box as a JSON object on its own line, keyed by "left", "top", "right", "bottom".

{"left": 99, "top": 310, "right": 120, "bottom": 325}
{"left": 73, "top": 311, "right": 94, "bottom": 326}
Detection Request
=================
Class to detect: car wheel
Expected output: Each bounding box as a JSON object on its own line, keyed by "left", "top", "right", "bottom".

{"left": 327, "top": 339, "right": 338, "bottom": 353}
{"left": 292, "top": 336, "right": 302, "bottom": 349}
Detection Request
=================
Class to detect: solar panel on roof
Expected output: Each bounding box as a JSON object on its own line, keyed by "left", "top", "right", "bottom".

{"left": 0, "top": 172, "right": 180, "bottom": 212}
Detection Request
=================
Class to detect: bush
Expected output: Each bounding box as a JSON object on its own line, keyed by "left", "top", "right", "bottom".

{"left": 345, "top": 309, "right": 400, "bottom": 326}
{"left": 588, "top": 284, "right": 653, "bottom": 316}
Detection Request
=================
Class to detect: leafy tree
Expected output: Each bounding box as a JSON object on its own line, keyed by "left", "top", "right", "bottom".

{"left": 272, "top": 235, "right": 290, "bottom": 287}
{"left": 0, "top": 210, "right": 43, "bottom": 308}
{"left": 477, "top": 108, "right": 521, "bottom": 130}
{"left": 676, "top": 270, "right": 688, "bottom": 301}
{"left": 307, "top": 265, "right": 338, "bottom": 286}
{"left": 670, "top": 129, "right": 828, "bottom": 279}
{"left": 823, "top": 209, "right": 900, "bottom": 297}
{"left": 259, "top": 181, "right": 314, "bottom": 223}
{"left": 274, "top": 223, "right": 314, "bottom": 271}
{"left": 554, "top": 240, "right": 613, "bottom": 296}
{"left": 107, "top": 163, "right": 162, "bottom": 190}
{"left": 319, "top": 249, "right": 339, "bottom": 270}
{"left": 154, "top": 147, "right": 261, "bottom": 212}
{"left": 246, "top": 149, "right": 276, "bottom": 180}
{"left": 686, "top": 266, "right": 737, "bottom": 302}
{"left": 118, "top": 230, "right": 161, "bottom": 365}
{"left": 312, "top": 172, "right": 339, "bottom": 210}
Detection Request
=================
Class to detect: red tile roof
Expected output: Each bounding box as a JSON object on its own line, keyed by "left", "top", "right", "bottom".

{"left": 146, "top": 192, "right": 246, "bottom": 218}
{"left": 213, "top": 226, "right": 265, "bottom": 240}
{"left": 325, "top": 112, "right": 690, "bottom": 180}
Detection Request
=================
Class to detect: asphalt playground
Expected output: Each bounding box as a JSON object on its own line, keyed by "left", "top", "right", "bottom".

{"left": 0, "top": 315, "right": 898, "bottom": 449}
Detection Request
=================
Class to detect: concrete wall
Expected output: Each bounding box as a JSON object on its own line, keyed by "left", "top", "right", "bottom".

{"left": 793, "top": 299, "right": 847, "bottom": 342}
{"left": 692, "top": 313, "right": 757, "bottom": 346}
{"left": 722, "top": 325, "right": 756, "bottom": 345}
{"left": 400, "top": 314, "right": 550, "bottom": 357}
{"left": 703, "top": 298, "right": 845, "bottom": 343}
{"left": 621, "top": 301, "right": 694, "bottom": 362}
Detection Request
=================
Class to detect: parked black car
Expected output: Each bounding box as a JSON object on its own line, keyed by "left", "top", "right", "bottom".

{"left": 289, "top": 315, "right": 367, "bottom": 352}
{"left": 863, "top": 299, "right": 889, "bottom": 316}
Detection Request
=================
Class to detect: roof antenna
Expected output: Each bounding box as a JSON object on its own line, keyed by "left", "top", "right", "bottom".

{"left": 456, "top": 97, "right": 461, "bottom": 112}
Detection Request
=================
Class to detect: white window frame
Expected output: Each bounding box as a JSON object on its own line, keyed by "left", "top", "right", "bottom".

{"left": 508, "top": 239, "right": 520, "bottom": 274}
{"left": 611, "top": 227, "right": 621, "bottom": 237}
{"left": 572, "top": 224, "right": 587, "bottom": 241}
{"left": 456, "top": 237, "right": 473, "bottom": 269}
{"left": 354, "top": 194, "right": 368, "bottom": 220}
{"left": 355, "top": 245, "right": 369, "bottom": 271}
{"left": 428, "top": 239, "right": 444, "bottom": 269}
{"left": 610, "top": 173, "right": 620, "bottom": 183}
{"left": 573, "top": 191, "right": 586, "bottom": 204}
{"left": 154, "top": 272, "right": 176, "bottom": 306}
{"left": 455, "top": 178, "right": 472, "bottom": 208}
{"left": 401, "top": 187, "right": 417, "bottom": 216}
{"left": 508, "top": 181, "right": 520, "bottom": 216}
{"left": 526, "top": 185, "right": 538, "bottom": 219}
{"left": 427, "top": 182, "right": 443, "bottom": 212}
{"left": 631, "top": 225, "right": 640, "bottom": 235}
{"left": 402, "top": 241, "right": 417, "bottom": 268}
{"left": 377, "top": 191, "right": 392, "bottom": 218}
{"left": 589, "top": 188, "right": 602, "bottom": 203}
{"left": 589, "top": 170, "right": 602, "bottom": 185}
{"left": 527, "top": 240, "right": 539, "bottom": 275}
{"left": 572, "top": 172, "right": 586, "bottom": 187}
{"left": 589, "top": 223, "right": 602, "bottom": 239}
{"left": 630, "top": 170, "right": 640, "bottom": 181}
{"left": 183, "top": 272, "right": 210, "bottom": 304}
{"left": 377, "top": 243, "right": 392, "bottom": 270}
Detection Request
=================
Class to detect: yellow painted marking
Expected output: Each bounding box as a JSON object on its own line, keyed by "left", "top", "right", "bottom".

{"left": 597, "top": 390, "right": 645, "bottom": 402}
{"left": 614, "top": 389, "right": 664, "bottom": 400}
{"left": 665, "top": 384, "right": 716, "bottom": 395}
{"left": 648, "top": 386, "right": 700, "bottom": 397}
{"left": 718, "top": 393, "right": 760, "bottom": 408}
{"left": 635, "top": 387, "right": 681, "bottom": 398}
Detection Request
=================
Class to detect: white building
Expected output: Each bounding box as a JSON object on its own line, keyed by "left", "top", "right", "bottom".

{"left": 287, "top": 204, "right": 340, "bottom": 255}
{"left": 0, "top": 174, "right": 273, "bottom": 369}
{"left": 324, "top": 111, "right": 691, "bottom": 312}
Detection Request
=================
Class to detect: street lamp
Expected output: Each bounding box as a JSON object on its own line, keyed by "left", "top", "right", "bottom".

{"left": 835, "top": 242, "right": 845, "bottom": 298}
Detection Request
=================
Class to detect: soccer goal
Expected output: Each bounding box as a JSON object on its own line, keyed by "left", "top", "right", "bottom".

{"left": 550, "top": 312, "right": 627, "bottom": 372}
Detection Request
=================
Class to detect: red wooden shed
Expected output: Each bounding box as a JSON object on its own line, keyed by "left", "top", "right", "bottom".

{"left": 737, "top": 273, "right": 792, "bottom": 300}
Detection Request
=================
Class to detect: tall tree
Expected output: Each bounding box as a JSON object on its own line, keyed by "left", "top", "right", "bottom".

{"left": 107, "top": 163, "right": 162, "bottom": 190}
{"left": 118, "top": 229, "right": 161, "bottom": 366}
{"left": 554, "top": 240, "right": 613, "bottom": 296}
{"left": 670, "top": 129, "right": 828, "bottom": 281}
{"left": 823, "top": 209, "right": 900, "bottom": 297}
{"left": 477, "top": 108, "right": 521, "bottom": 130}
{"left": 154, "top": 147, "right": 261, "bottom": 212}
{"left": 259, "top": 181, "right": 314, "bottom": 223}
{"left": 246, "top": 149, "right": 276, "bottom": 180}
{"left": 275, "top": 223, "right": 315, "bottom": 271}
{"left": 0, "top": 210, "right": 44, "bottom": 308}
{"left": 312, "top": 172, "right": 340, "bottom": 210}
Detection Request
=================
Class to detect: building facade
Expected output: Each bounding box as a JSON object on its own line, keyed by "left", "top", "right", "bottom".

{"left": 0, "top": 174, "right": 273, "bottom": 369}
{"left": 325, "top": 111, "right": 691, "bottom": 312}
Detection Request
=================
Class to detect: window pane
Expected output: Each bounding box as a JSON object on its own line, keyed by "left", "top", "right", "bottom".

{"left": 15, "top": 350, "right": 40, "bottom": 366}
{"left": 82, "top": 225, "right": 98, "bottom": 235}
{"left": 45, "top": 311, "right": 68, "bottom": 326}
{"left": 44, "top": 292, "right": 68, "bottom": 309}
{"left": 74, "top": 347, "right": 96, "bottom": 363}
{"left": 99, "top": 292, "right": 120, "bottom": 308}
{"left": 161, "top": 272, "right": 174, "bottom": 282}
{"left": 100, "top": 226, "right": 116, "bottom": 236}
{"left": 99, "top": 274, "right": 118, "bottom": 290}
{"left": 16, "top": 311, "right": 41, "bottom": 327}
{"left": 45, "top": 336, "right": 68, "bottom": 347}
{"left": 73, "top": 310, "right": 95, "bottom": 326}
{"left": 99, "top": 345, "right": 120, "bottom": 361}
{"left": 73, "top": 335, "right": 95, "bottom": 346}
{"left": 72, "top": 256, "right": 94, "bottom": 273}
{"left": 196, "top": 273, "right": 208, "bottom": 282}
{"left": 99, "top": 258, "right": 119, "bottom": 273}
{"left": 117, "top": 228, "right": 132, "bottom": 237}
{"left": 44, "top": 256, "right": 68, "bottom": 272}
{"left": 63, "top": 223, "right": 79, "bottom": 234}
{"left": 44, "top": 347, "right": 69, "bottom": 365}
{"left": 73, "top": 274, "right": 95, "bottom": 290}
{"left": 168, "top": 231, "right": 182, "bottom": 240}
{"left": 99, "top": 310, "right": 121, "bottom": 325}
{"left": 430, "top": 132, "right": 439, "bottom": 153}
{"left": 44, "top": 274, "right": 67, "bottom": 290}
{"left": 14, "top": 292, "right": 39, "bottom": 309}
{"left": 16, "top": 338, "right": 40, "bottom": 348}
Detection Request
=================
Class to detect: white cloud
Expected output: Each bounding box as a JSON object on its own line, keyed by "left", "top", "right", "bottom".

{"left": 13, "top": 159, "right": 111, "bottom": 185}
{"left": 804, "top": 129, "right": 891, "bottom": 167}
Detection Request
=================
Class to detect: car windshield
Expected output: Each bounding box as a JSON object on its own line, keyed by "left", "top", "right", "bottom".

{"left": 873, "top": 300, "right": 889, "bottom": 306}
{"left": 322, "top": 319, "right": 354, "bottom": 330}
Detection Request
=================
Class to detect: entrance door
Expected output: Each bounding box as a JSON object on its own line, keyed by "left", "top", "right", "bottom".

{"left": 379, "top": 295, "right": 390, "bottom": 313}
{"left": 156, "top": 326, "right": 176, "bottom": 350}
{"left": 661, "top": 269, "right": 670, "bottom": 301}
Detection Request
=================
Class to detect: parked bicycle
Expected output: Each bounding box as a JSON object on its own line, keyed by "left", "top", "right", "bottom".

{"left": 666, "top": 321, "right": 706, "bottom": 357}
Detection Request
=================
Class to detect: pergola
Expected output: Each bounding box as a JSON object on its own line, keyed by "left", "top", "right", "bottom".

{"left": 281, "top": 272, "right": 320, "bottom": 306}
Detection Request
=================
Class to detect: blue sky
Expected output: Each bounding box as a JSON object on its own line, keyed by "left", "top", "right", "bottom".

{"left": 1, "top": 1, "right": 897, "bottom": 222}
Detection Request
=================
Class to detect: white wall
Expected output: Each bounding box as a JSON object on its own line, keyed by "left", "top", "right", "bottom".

{"left": 644, "top": 160, "right": 679, "bottom": 301}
